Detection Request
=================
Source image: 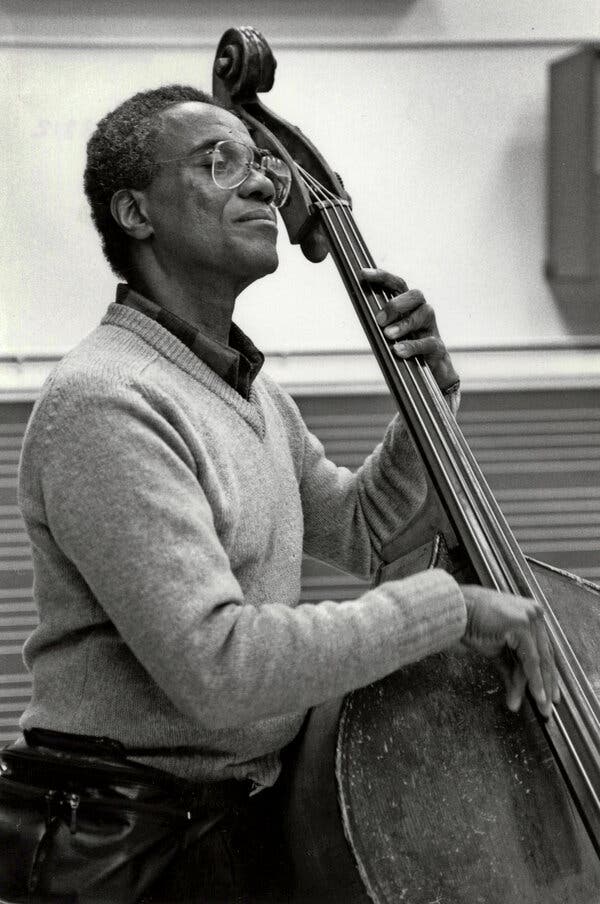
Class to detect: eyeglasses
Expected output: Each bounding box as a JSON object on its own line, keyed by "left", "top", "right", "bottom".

{"left": 156, "top": 139, "right": 292, "bottom": 208}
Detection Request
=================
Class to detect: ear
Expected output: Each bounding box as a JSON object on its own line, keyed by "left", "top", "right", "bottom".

{"left": 110, "top": 189, "right": 154, "bottom": 240}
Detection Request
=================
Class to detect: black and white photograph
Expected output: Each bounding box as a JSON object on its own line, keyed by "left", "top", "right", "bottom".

{"left": 0, "top": 3, "right": 599, "bottom": 902}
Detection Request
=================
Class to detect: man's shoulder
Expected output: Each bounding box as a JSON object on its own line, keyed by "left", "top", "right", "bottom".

{"left": 45, "top": 315, "right": 158, "bottom": 396}
{"left": 27, "top": 322, "right": 159, "bottom": 441}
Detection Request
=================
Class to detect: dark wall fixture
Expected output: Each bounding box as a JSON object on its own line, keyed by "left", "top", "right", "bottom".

{"left": 546, "top": 44, "right": 600, "bottom": 334}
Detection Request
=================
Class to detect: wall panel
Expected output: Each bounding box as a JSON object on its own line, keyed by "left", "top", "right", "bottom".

{"left": 1, "top": 1, "right": 598, "bottom": 45}
{"left": 2, "top": 4, "right": 599, "bottom": 360}
{"left": 0, "top": 43, "right": 588, "bottom": 354}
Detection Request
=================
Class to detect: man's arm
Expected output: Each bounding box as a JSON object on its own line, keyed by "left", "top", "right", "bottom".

{"left": 298, "top": 269, "right": 461, "bottom": 579}
{"left": 298, "top": 411, "right": 432, "bottom": 579}
{"left": 29, "top": 378, "right": 467, "bottom": 731}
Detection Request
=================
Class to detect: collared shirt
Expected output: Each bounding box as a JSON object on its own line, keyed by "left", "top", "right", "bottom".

{"left": 116, "top": 284, "right": 264, "bottom": 400}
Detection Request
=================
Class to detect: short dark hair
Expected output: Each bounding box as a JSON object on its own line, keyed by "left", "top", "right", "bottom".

{"left": 84, "top": 85, "right": 223, "bottom": 279}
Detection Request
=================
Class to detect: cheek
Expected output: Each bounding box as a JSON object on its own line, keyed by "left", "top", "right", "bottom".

{"left": 155, "top": 191, "right": 223, "bottom": 246}
{"left": 182, "top": 182, "right": 227, "bottom": 234}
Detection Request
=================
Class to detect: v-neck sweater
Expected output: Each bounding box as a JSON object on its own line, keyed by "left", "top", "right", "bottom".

{"left": 18, "top": 303, "right": 466, "bottom": 786}
{"left": 115, "top": 283, "right": 265, "bottom": 399}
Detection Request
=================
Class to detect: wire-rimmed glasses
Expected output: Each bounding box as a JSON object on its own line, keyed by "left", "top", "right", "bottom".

{"left": 156, "top": 139, "right": 292, "bottom": 208}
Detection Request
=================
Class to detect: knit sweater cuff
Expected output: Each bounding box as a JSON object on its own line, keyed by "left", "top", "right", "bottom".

{"left": 376, "top": 568, "right": 467, "bottom": 668}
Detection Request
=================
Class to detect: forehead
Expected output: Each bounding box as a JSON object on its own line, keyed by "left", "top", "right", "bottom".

{"left": 155, "top": 102, "right": 252, "bottom": 156}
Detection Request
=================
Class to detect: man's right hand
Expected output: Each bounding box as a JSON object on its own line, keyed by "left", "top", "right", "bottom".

{"left": 460, "top": 585, "right": 560, "bottom": 719}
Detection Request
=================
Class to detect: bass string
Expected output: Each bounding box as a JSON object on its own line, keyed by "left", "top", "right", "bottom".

{"left": 298, "top": 166, "right": 513, "bottom": 588}
{"left": 302, "top": 166, "right": 600, "bottom": 713}
{"left": 331, "top": 187, "right": 600, "bottom": 759}
{"left": 350, "top": 231, "right": 600, "bottom": 732}
{"left": 297, "top": 167, "right": 600, "bottom": 762}
{"left": 326, "top": 204, "right": 524, "bottom": 588}
{"left": 302, "top": 170, "right": 584, "bottom": 623}
{"left": 417, "top": 357, "right": 600, "bottom": 727}
{"left": 300, "top": 166, "right": 518, "bottom": 575}
{"left": 299, "top": 183, "right": 600, "bottom": 830}
{"left": 358, "top": 253, "right": 600, "bottom": 738}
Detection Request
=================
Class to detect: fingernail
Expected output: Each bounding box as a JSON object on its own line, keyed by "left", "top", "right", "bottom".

{"left": 394, "top": 342, "right": 408, "bottom": 355}
{"left": 385, "top": 325, "right": 400, "bottom": 339}
{"left": 375, "top": 311, "right": 387, "bottom": 326}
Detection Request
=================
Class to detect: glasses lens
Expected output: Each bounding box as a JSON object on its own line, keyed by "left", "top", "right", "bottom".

{"left": 211, "top": 141, "right": 251, "bottom": 190}
{"left": 211, "top": 141, "right": 292, "bottom": 208}
{"left": 261, "top": 155, "right": 292, "bottom": 208}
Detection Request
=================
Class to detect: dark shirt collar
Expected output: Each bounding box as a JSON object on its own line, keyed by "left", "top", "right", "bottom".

{"left": 115, "top": 284, "right": 264, "bottom": 399}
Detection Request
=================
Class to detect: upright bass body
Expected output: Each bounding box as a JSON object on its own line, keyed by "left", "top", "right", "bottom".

{"left": 283, "top": 560, "right": 600, "bottom": 904}
{"left": 211, "top": 25, "right": 600, "bottom": 904}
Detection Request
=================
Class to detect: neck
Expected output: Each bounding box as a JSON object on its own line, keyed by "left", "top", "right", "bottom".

{"left": 130, "top": 264, "right": 239, "bottom": 346}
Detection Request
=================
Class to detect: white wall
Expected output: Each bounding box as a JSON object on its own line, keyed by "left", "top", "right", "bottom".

{"left": 1, "top": 2, "right": 599, "bottom": 366}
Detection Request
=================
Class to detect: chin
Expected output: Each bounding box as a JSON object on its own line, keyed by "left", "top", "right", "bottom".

{"left": 261, "top": 248, "right": 279, "bottom": 275}
{"left": 230, "top": 236, "right": 280, "bottom": 291}
{"left": 246, "top": 244, "right": 279, "bottom": 280}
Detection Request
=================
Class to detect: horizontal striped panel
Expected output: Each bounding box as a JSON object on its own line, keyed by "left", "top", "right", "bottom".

{"left": 1, "top": 390, "right": 599, "bottom": 738}
{"left": 296, "top": 389, "right": 600, "bottom": 589}
{"left": 0, "top": 405, "right": 34, "bottom": 738}
{"left": 0, "top": 669, "right": 32, "bottom": 741}
{"left": 459, "top": 407, "right": 600, "bottom": 422}
{"left": 300, "top": 575, "right": 368, "bottom": 604}
{"left": 0, "top": 672, "right": 32, "bottom": 682}
{"left": 0, "top": 617, "right": 37, "bottom": 629}
{"left": 0, "top": 587, "right": 34, "bottom": 601}
{"left": 0, "top": 687, "right": 31, "bottom": 699}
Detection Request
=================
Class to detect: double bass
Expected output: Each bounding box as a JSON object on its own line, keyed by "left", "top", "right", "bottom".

{"left": 212, "top": 28, "right": 600, "bottom": 903}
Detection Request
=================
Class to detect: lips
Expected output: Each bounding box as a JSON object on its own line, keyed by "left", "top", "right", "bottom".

{"left": 236, "top": 208, "right": 277, "bottom": 225}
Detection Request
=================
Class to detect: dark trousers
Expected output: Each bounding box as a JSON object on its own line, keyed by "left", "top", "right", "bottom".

{"left": 142, "top": 786, "right": 290, "bottom": 904}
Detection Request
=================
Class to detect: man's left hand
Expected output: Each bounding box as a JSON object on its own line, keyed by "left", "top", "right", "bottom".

{"left": 360, "top": 267, "right": 459, "bottom": 395}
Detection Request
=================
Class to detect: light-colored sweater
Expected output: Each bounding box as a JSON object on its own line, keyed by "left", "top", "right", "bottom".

{"left": 18, "top": 302, "right": 467, "bottom": 786}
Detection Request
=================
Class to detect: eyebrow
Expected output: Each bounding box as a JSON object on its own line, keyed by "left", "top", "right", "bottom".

{"left": 184, "top": 139, "right": 219, "bottom": 156}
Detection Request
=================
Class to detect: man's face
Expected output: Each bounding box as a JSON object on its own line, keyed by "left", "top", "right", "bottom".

{"left": 140, "top": 102, "right": 279, "bottom": 290}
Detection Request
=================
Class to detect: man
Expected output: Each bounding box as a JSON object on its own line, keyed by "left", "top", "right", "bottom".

{"left": 3, "top": 85, "right": 556, "bottom": 903}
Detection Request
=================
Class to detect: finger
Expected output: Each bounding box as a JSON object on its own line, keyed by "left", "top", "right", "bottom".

{"left": 513, "top": 602, "right": 558, "bottom": 709}
{"left": 381, "top": 303, "right": 437, "bottom": 340}
{"left": 493, "top": 646, "right": 527, "bottom": 712}
{"left": 509, "top": 629, "right": 550, "bottom": 717}
{"left": 392, "top": 336, "right": 446, "bottom": 361}
{"left": 534, "top": 616, "right": 560, "bottom": 707}
{"left": 375, "top": 290, "right": 427, "bottom": 328}
{"left": 505, "top": 658, "right": 528, "bottom": 713}
{"left": 360, "top": 267, "right": 408, "bottom": 295}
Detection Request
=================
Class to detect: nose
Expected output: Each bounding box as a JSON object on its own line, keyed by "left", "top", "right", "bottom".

{"left": 237, "top": 164, "right": 276, "bottom": 205}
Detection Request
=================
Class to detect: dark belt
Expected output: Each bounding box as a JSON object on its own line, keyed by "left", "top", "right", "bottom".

{"left": 2, "top": 727, "right": 253, "bottom": 814}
